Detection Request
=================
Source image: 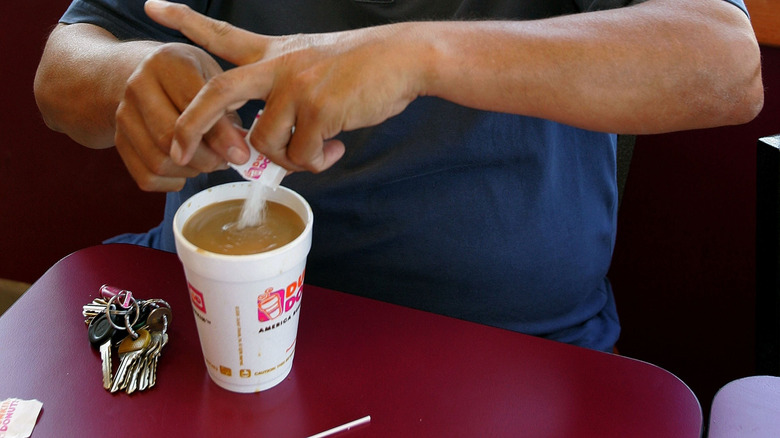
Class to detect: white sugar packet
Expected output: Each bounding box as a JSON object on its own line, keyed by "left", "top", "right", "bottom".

{"left": 0, "top": 398, "right": 43, "bottom": 438}
{"left": 228, "top": 110, "right": 287, "bottom": 189}
{"left": 229, "top": 140, "right": 286, "bottom": 188}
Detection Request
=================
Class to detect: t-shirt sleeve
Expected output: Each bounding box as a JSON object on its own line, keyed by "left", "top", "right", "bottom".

{"left": 59, "top": 0, "right": 208, "bottom": 41}
{"left": 721, "top": 0, "right": 749, "bottom": 17}
{"left": 61, "top": 0, "right": 753, "bottom": 40}
{"left": 578, "top": 0, "right": 749, "bottom": 17}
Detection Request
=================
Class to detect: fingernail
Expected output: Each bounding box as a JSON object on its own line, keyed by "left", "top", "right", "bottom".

{"left": 227, "top": 146, "right": 249, "bottom": 164}
{"left": 170, "top": 139, "right": 183, "bottom": 164}
{"left": 144, "top": 0, "right": 169, "bottom": 11}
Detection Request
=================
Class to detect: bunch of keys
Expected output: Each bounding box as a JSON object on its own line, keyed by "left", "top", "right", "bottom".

{"left": 82, "top": 284, "right": 172, "bottom": 394}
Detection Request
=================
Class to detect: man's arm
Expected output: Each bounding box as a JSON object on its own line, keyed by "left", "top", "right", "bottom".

{"left": 149, "top": 0, "right": 763, "bottom": 173}
{"left": 33, "top": 23, "right": 246, "bottom": 191}
{"left": 34, "top": 23, "right": 162, "bottom": 149}
{"left": 425, "top": 0, "right": 763, "bottom": 134}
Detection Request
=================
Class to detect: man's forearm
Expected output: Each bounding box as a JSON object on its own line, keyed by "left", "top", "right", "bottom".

{"left": 419, "top": 0, "right": 763, "bottom": 134}
{"left": 34, "top": 23, "right": 162, "bottom": 149}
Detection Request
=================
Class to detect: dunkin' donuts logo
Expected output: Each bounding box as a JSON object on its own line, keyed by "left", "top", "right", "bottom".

{"left": 186, "top": 270, "right": 304, "bottom": 321}
{"left": 258, "top": 270, "right": 305, "bottom": 322}
{"left": 0, "top": 399, "right": 19, "bottom": 435}
{"left": 189, "top": 284, "right": 206, "bottom": 313}
{"left": 244, "top": 154, "right": 272, "bottom": 180}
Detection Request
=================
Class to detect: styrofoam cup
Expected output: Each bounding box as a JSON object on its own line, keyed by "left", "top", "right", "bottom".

{"left": 173, "top": 182, "right": 313, "bottom": 392}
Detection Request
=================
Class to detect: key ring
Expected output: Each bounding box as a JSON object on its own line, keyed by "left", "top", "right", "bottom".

{"left": 124, "top": 310, "right": 140, "bottom": 339}
{"left": 105, "top": 294, "right": 140, "bottom": 333}
{"left": 144, "top": 298, "right": 171, "bottom": 309}
{"left": 103, "top": 295, "right": 131, "bottom": 318}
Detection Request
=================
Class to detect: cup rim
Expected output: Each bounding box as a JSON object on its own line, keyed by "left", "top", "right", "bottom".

{"left": 172, "top": 182, "right": 313, "bottom": 260}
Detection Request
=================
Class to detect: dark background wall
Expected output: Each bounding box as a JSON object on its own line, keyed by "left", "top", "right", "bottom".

{"left": 609, "top": 45, "right": 780, "bottom": 417}
{"left": 1, "top": 0, "right": 166, "bottom": 284}
{"left": 2, "top": 0, "right": 778, "bottom": 420}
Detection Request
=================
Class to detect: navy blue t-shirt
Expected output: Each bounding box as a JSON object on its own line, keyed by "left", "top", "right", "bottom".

{"left": 59, "top": 0, "right": 748, "bottom": 351}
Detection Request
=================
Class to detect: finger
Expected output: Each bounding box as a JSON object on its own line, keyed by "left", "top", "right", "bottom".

{"left": 170, "top": 116, "right": 250, "bottom": 167}
{"left": 149, "top": 78, "right": 238, "bottom": 171}
{"left": 248, "top": 106, "right": 303, "bottom": 171}
{"left": 140, "top": 44, "right": 211, "bottom": 111}
{"left": 118, "top": 86, "right": 199, "bottom": 178}
{"left": 144, "top": 0, "right": 266, "bottom": 65}
{"left": 320, "top": 139, "right": 347, "bottom": 171}
{"left": 130, "top": 105, "right": 228, "bottom": 179}
{"left": 173, "top": 64, "right": 273, "bottom": 164}
{"left": 200, "top": 115, "right": 250, "bottom": 166}
{"left": 115, "top": 123, "right": 189, "bottom": 192}
{"left": 225, "top": 111, "right": 245, "bottom": 130}
{"left": 124, "top": 64, "right": 217, "bottom": 174}
{"left": 285, "top": 121, "right": 346, "bottom": 173}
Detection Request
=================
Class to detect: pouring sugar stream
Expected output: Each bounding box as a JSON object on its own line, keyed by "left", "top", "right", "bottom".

{"left": 229, "top": 112, "right": 287, "bottom": 229}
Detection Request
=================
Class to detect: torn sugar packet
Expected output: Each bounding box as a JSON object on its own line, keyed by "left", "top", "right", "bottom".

{"left": 228, "top": 110, "right": 287, "bottom": 189}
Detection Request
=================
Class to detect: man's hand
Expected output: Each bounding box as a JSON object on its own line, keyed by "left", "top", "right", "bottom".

{"left": 115, "top": 42, "right": 250, "bottom": 191}
{"left": 145, "top": 0, "right": 426, "bottom": 174}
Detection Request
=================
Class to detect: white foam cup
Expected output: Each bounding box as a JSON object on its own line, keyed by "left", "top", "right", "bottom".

{"left": 173, "top": 182, "right": 313, "bottom": 393}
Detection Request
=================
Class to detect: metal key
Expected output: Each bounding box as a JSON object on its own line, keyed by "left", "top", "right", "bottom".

{"left": 87, "top": 309, "right": 127, "bottom": 390}
{"left": 83, "top": 298, "right": 109, "bottom": 325}
{"left": 149, "top": 332, "right": 169, "bottom": 388}
{"left": 137, "top": 327, "right": 169, "bottom": 392}
{"left": 106, "top": 301, "right": 152, "bottom": 393}
{"left": 111, "top": 329, "right": 151, "bottom": 393}
{"left": 127, "top": 331, "right": 161, "bottom": 394}
{"left": 136, "top": 308, "right": 171, "bottom": 391}
{"left": 120, "top": 304, "right": 170, "bottom": 390}
{"left": 87, "top": 314, "right": 115, "bottom": 389}
{"left": 143, "top": 307, "right": 172, "bottom": 332}
{"left": 113, "top": 329, "right": 151, "bottom": 393}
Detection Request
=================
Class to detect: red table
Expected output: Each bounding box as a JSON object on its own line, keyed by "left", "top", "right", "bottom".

{"left": 0, "top": 244, "right": 702, "bottom": 437}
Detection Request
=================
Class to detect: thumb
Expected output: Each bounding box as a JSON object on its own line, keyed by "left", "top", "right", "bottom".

{"left": 144, "top": 0, "right": 267, "bottom": 65}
